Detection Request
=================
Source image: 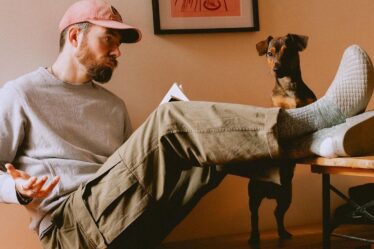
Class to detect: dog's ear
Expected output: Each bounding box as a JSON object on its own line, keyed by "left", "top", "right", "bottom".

{"left": 256, "top": 36, "right": 273, "bottom": 56}
{"left": 287, "top": 34, "right": 309, "bottom": 51}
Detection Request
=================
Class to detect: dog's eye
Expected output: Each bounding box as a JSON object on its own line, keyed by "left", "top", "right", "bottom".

{"left": 267, "top": 51, "right": 273, "bottom": 57}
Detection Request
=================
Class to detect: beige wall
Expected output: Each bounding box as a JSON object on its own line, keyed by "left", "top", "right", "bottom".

{"left": 1, "top": 0, "right": 374, "bottom": 248}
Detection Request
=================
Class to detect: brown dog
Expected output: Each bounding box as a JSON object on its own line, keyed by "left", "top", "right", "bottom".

{"left": 248, "top": 34, "right": 317, "bottom": 244}
{"left": 256, "top": 34, "right": 316, "bottom": 108}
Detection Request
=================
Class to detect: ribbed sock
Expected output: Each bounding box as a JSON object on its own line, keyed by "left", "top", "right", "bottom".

{"left": 277, "top": 45, "right": 374, "bottom": 140}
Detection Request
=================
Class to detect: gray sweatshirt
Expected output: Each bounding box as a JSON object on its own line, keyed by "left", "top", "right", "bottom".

{"left": 0, "top": 67, "right": 132, "bottom": 237}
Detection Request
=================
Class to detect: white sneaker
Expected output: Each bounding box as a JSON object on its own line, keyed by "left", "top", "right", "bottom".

{"left": 331, "top": 110, "right": 374, "bottom": 157}
{"left": 286, "top": 110, "right": 374, "bottom": 158}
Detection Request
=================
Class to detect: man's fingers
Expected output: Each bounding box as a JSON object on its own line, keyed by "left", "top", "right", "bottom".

{"left": 5, "top": 164, "right": 20, "bottom": 179}
{"left": 37, "top": 176, "right": 60, "bottom": 198}
{"left": 4, "top": 164, "right": 60, "bottom": 200}
{"left": 21, "top": 176, "right": 37, "bottom": 190}
{"left": 5, "top": 164, "right": 30, "bottom": 179}
{"left": 31, "top": 175, "right": 48, "bottom": 192}
{"left": 9, "top": 170, "right": 60, "bottom": 199}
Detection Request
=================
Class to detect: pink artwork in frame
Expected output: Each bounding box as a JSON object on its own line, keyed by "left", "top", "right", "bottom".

{"left": 171, "top": 0, "right": 241, "bottom": 18}
{"left": 152, "top": 0, "right": 259, "bottom": 34}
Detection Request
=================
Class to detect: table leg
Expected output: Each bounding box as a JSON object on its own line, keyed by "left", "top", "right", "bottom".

{"left": 322, "top": 173, "right": 331, "bottom": 249}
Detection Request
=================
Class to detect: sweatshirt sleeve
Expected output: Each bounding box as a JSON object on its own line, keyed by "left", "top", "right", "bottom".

{"left": 0, "top": 83, "right": 27, "bottom": 204}
{"left": 122, "top": 102, "right": 133, "bottom": 141}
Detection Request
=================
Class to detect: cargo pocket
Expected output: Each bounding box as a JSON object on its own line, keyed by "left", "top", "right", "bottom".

{"left": 84, "top": 159, "right": 152, "bottom": 244}
{"left": 50, "top": 196, "right": 97, "bottom": 249}
{"left": 85, "top": 160, "right": 137, "bottom": 221}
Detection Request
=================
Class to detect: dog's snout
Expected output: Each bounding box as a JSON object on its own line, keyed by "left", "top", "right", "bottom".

{"left": 273, "top": 62, "right": 281, "bottom": 72}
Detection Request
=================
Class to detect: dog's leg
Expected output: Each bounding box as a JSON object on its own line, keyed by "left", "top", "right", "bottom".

{"left": 274, "top": 161, "right": 295, "bottom": 239}
{"left": 274, "top": 183, "right": 293, "bottom": 239}
{"left": 248, "top": 180, "right": 263, "bottom": 244}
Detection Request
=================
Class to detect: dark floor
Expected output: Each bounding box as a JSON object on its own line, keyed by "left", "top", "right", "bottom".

{"left": 162, "top": 224, "right": 374, "bottom": 249}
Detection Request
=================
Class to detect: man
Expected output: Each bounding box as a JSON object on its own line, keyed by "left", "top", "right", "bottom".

{"left": 0, "top": 0, "right": 373, "bottom": 248}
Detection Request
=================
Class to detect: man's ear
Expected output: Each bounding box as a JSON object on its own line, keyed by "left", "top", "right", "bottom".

{"left": 67, "top": 26, "right": 81, "bottom": 48}
{"left": 256, "top": 36, "right": 273, "bottom": 56}
{"left": 287, "top": 34, "right": 309, "bottom": 51}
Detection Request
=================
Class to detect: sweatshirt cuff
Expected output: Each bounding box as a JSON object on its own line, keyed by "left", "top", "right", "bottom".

{"left": 16, "top": 189, "right": 33, "bottom": 205}
{"left": 0, "top": 177, "right": 19, "bottom": 204}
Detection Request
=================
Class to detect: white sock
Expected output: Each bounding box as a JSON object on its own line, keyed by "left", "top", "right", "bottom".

{"left": 278, "top": 45, "right": 374, "bottom": 140}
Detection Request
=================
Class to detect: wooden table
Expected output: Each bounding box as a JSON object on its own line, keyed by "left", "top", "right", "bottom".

{"left": 299, "top": 156, "right": 374, "bottom": 249}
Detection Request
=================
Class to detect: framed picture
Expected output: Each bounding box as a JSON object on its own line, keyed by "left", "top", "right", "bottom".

{"left": 152, "top": 0, "right": 259, "bottom": 34}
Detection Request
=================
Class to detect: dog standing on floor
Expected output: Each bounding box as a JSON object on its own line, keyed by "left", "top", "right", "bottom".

{"left": 248, "top": 34, "right": 317, "bottom": 244}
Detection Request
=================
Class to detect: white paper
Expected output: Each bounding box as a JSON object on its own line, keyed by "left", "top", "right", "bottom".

{"left": 160, "top": 82, "right": 189, "bottom": 105}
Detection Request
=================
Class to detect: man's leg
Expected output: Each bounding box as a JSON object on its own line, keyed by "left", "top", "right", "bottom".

{"left": 42, "top": 102, "right": 281, "bottom": 249}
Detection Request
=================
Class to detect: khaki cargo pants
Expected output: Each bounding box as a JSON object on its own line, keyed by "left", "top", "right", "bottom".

{"left": 41, "top": 101, "right": 281, "bottom": 249}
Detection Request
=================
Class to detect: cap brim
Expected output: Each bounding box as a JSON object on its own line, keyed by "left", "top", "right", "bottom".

{"left": 88, "top": 19, "right": 142, "bottom": 43}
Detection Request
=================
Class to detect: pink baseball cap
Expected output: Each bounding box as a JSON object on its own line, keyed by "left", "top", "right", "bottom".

{"left": 59, "top": 0, "right": 141, "bottom": 43}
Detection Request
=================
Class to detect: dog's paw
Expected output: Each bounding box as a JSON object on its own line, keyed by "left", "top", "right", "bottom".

{"left": 278, "top": 230, "right": 293, "bottom": 240}
{"left": 248, "top": 233, "right": 260, "bottom": 245}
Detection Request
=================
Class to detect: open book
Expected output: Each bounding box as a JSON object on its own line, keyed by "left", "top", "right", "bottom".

{"left": 160, "top": 83, "right": 189, "bottom": 105}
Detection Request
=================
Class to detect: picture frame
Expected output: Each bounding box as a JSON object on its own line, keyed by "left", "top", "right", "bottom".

{"left": 152, "top": 0, "right": 259, "bottom": 34}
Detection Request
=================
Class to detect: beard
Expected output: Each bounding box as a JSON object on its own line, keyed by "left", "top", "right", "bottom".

{"left": 77, "top": 39, "right": 118, "bottom": 84}
{"left": 87, "top": 64, "right": 115, "bottom": 83}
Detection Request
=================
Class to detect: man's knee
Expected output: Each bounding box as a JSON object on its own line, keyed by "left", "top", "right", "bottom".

{"left": 156, "top": 102, "right": 181, "bottom": 122}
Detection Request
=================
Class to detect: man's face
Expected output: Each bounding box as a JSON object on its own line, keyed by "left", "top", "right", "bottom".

{"left": 76, "top": 25, "right": 122, "bottom": 83}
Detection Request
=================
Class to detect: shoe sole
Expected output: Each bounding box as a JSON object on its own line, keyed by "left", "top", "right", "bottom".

{"left": 340, "top": 115, "right": 374, "bottom": 156}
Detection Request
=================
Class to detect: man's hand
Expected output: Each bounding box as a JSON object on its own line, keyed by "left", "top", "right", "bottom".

{"left": 5, "top": 163, "right": 60, "bottom": 199}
